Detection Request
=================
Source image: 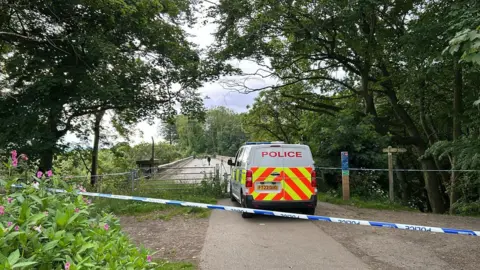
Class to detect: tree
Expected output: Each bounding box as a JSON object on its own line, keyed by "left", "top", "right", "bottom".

{"left": 208, "top": 0, "right": 480, "bottom": 213}
{"left": 159, "top": 121, "right": 180, "bottom": 145}
{"left": 0, "top": 0, "right": 207, "bottom": 175}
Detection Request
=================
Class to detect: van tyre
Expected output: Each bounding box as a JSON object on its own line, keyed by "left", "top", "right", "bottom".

{"left": 229, "top": 184, "right": 235, "bottom": 202}
{"left": 305, "top": 208, "right": 316, "bottom": 215}
{"left": 241, "top": 194, "right": 253, "bottom": 218}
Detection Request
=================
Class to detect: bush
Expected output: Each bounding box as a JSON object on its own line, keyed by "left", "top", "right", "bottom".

{"left": 0, "top": 177, "right": 157, "bottom": 269}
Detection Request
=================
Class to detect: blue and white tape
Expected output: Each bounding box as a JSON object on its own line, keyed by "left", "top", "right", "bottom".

{"left": 11, "top": 185, "right": 480, "bottom": 237}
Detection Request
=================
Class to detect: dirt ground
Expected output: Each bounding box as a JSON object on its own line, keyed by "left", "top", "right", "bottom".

{"left": 120, "top": 212, "right": 210, "bottom": 265}
{"left": 119, "top": 201, "right": 479, "bottom": 270}
{"left": 314, "top": 202, "right": 480, "bottom": 270}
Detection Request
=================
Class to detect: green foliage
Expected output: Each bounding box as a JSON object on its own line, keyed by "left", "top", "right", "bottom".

{"left": 0, "top": 179, "right": 157, "bottom": 269}
{"left": 166, "top": 107, "right": 247, "bottom": 156}
{"left": 53, "top": 142, "right": 184, "bottom": 176}
{"left": 0, "top": 0, "right": 208, "bottom": 168}
{"left": 208, "top": 0, "right": 480, "bottom": 214}
{"left": 93, "top": 187, "right": 217, "bottom": 217}
{"left": 317, "top": 193, "right": 414, "bottom": 212}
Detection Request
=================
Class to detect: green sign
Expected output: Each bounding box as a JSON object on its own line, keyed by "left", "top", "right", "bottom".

{"left": 342, "top": 170, "right": 349, "bottom": 176}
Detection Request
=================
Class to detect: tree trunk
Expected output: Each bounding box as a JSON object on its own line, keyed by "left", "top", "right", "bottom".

{"left": 40, "top": 109, "right": 60, "bottom": 173}
{"left": 90, "top": 110, "right": 105, "bottom": 186}
{"left": 419, "top": 84, "right": 451, "bottom": 206}
{"left": 39, "top": 149, "right": 54, "bottom": 173}
{"left": 382, "top": 79, "right": 446, "bottom": 213}
{"left": 419, "top": 157, "right": 446, "bottom": 213}
{"left": 395, "top": 157, "right": 408, "bottom": 203}
{"left": 450, "top": 59, "right": 463, "bottom": 214}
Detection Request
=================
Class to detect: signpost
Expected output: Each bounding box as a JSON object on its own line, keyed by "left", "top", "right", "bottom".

{"left": 341, "top": 151, "right": 350, "bottom": 200}
{"left": 382, "top": 146, "right": 407, "bottom": 202}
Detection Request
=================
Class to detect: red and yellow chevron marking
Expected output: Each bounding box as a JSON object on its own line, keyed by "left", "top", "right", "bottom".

{"left": 249, "top": 167, "right": 314, "bottom": 201}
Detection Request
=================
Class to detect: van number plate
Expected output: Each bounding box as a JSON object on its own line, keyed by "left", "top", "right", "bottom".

{"left": 256, "top": 182, "right": 279, "bottom": 190}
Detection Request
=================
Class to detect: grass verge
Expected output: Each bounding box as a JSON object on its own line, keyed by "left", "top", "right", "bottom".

{"left": 317, "top": 193, "right": 415, "bottom": 211}
{"left": 93, "top": 187, "right": 219, "bottom": 218}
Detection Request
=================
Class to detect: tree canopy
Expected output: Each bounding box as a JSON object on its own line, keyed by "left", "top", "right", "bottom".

{"left": 208, "top": 0, "right": 480, "bottom": 213}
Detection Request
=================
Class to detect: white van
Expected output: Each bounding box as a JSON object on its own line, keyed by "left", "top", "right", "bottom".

{"left": 227, "top": 141, "right": 317, "bottom": 218}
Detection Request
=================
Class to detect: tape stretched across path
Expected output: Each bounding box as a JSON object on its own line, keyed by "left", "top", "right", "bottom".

{"left": 11, "top": 185, "right": 480, "bottom": 237}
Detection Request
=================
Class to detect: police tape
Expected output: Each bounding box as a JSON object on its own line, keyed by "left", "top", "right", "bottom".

{"left": 11, "top": 185, "right": 480, "bottom": 237}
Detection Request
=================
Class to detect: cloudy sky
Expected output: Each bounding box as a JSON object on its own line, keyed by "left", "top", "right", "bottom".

{"left": 64, "top": 6, "right": 275, "bottom": 145}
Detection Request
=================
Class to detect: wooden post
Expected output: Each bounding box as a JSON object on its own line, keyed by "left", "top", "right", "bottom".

{"left": 388, "top": 151, "right": 394, "bottom": 201}
{"left": 341, "top": 152, "right": 350, "bottom": 200}
{"left": 383, "top": 146, "right": 406, "bottom": 202}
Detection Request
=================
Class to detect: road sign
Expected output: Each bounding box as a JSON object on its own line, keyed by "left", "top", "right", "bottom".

{"left": 341, "top": 151, "right": 349, "bottom": 170}
{"left": 340, "top": 152, "right": 349, "bottom": 200}
{"left": 383, "top": 147, "right": 407, "bottom": 153}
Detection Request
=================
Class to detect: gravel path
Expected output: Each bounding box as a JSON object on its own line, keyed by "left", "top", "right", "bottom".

{"left": 314, "top": 202, "right": 480, "bottom": 270}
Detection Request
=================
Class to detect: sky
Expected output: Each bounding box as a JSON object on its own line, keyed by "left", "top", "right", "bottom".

{"left": 64, "top": 6, "right": 276, "bottom": 146}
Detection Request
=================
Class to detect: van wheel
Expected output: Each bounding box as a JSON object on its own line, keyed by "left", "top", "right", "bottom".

{"left": 304, "top": 208, "right": 316, "bottom": 215}
{"left": 241, "top": 194, "right": 253, "bottom": 218}
{"left": 229, "top": 184, "right": 235, "bottom": 202}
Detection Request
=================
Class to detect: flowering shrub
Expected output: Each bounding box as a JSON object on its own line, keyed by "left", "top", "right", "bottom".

{"left": 0, "top": 152, "right": 156, "bottom": 269}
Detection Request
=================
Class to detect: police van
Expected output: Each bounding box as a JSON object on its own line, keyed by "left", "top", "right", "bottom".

{"left": 227, "top": 141, "right": 317, "bottom": 218}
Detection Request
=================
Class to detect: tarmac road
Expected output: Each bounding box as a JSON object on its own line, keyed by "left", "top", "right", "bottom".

{"left": 155, "top": 157, "right": 231, "bottom": 183}
{"left": 199, "top": 199, "right": 370, "bottom": 270}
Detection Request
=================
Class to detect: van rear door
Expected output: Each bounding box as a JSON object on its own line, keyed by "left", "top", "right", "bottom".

{"left": 249, "top": 145, "right": 285, "bottom": 201}
{"left": 280, "top": 145, "right": 315, "bottom": 201}
{"left": 249, "top": 144, "right": 315, "bottom": 202}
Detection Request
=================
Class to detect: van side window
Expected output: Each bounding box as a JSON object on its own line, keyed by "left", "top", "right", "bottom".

{"left": 240, "top": 147, "right": 250, "bottom": 167}
{"left": 235, "top": 147, "right": 244, "bottom": 166}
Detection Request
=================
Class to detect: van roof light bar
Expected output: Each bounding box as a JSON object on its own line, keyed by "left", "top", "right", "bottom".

{"left": 244, "top": 141, "right": 285, "bottom": 145}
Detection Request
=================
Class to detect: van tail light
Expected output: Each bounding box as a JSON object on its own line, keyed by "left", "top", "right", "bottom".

{"left": 311, "top": 169, "right": 317, "bottom": 188}
{"left": 246, "top": 170, "right": 253, "bottom": 188}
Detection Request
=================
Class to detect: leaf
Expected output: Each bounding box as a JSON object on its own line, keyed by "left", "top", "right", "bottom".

{"left": 0, "top": 252, "right": 8, "bottom": 263}
{"left": 55, "top": 211, "right": 69, "bottom": 228}
{"left": 42, "top": 240, "right": 59, "bottom": 252}
{"left": 8, "top": 250, "right": 20, "bottom": 266}
{"left": 12, "top": 261, "right": 38, "bottom": 268}
{"left": 28, "top": 213, "right": 46, "bottom": 225}
{"left": 16, "top": 195, "right": 25, "bottom": 203}
{"left": 5, "top": 232, "right": 24, "bottom": 241}
{"left": 67, "top": 213, "right": 80, "bottom": 226}
{"left": 29, "top": 194, "right": 43, "bottom": 206}
{"left": 78, "top": 243, "right": 96, "bottom": 254}
{"left": 54, "top": 230, "right": 66, "bottom": 240}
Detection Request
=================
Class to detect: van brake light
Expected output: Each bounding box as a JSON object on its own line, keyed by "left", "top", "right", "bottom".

{"left": 246, "top": 170, "right": 253, "bottom": 188}
{"left": 311, "top": 169, "right": 317, "bottom": 188}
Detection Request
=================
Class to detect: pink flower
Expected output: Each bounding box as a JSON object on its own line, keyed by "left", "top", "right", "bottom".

{"left": 103, "top": 224, "right": 109, "bottom": 231}
{"left": 7, "top": 221, "right": 12, "bottom": 227}
{"left": 65, "top": 262, "right": 71, "bottom": 270}
{"left": 0, "top": 206, "right": 4, "bottom": 215}
{"left": 14, "top": 225, "right": 19, "bottom": 231}
{"left": 20, "top": 154, "right": 28, "bottom": 161}
{"left": 82, "top": 197, "right": 91, "bottom": 205}
{"left": 46, "top": 170, "right": 53, "bottom": 177}
{"left": 147, "top": 255, "right": 152, "bottom": 262}
{"left": 36, "top": 171, "right": 43, "bottom": 178}
{"left": 12, "top": 159, "right": 18, "bottom": 167}
{"left": 7, "top": 197, "right": 13, "bottom": 204}
{"left": 11, "top": 150, "right": 17, "bottom": 160}
{"left": 77, "top": 185, "right": 86, "bottom": 192}
{"left": 75, "top": 208, "right": 79, "bottom": 213}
